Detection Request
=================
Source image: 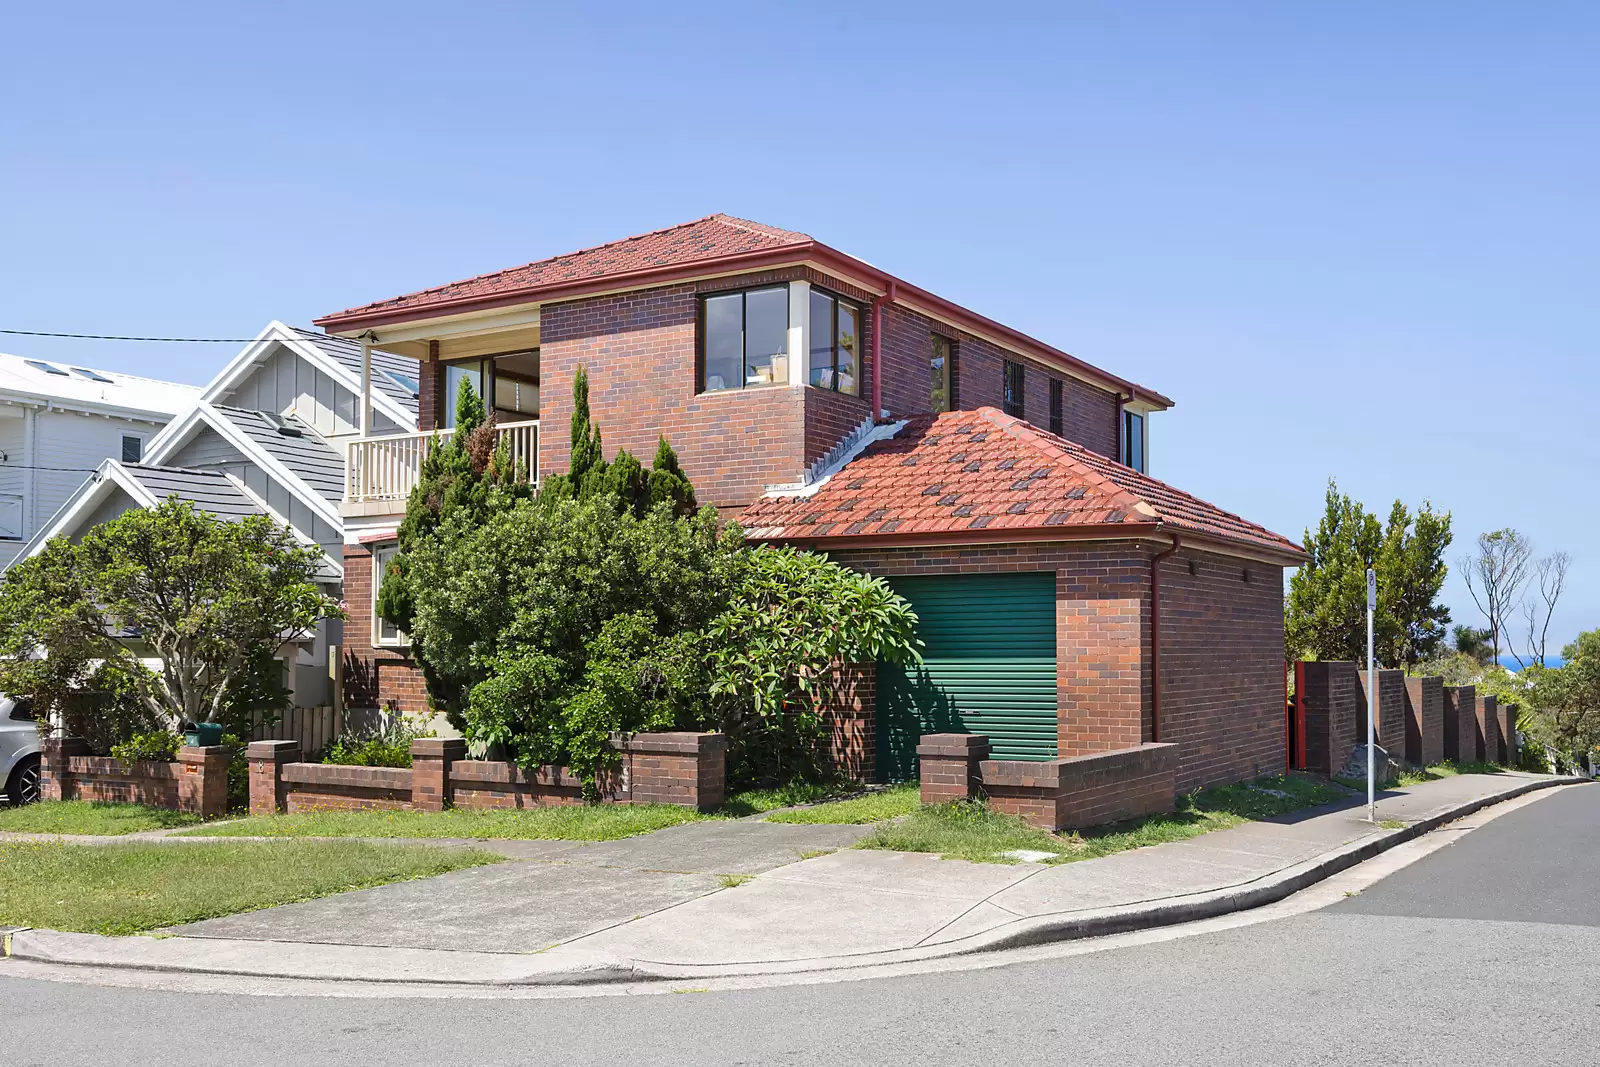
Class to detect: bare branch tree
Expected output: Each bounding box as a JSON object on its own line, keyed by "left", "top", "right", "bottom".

{"left": 1460, "top": 528, "right": 1534, "bottom": 668}
{"left": 1520, "top": 551, "right": 1570, "bottom": 668}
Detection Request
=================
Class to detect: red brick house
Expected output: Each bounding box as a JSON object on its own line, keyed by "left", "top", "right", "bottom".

{"left": 315, "top": 214, "right": 1304, "bottom": 790}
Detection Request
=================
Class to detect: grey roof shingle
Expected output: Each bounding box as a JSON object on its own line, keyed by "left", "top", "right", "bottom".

{"left": 212, "top": 406, "right": 344, "bottom": 506}
{"left": 122, "top": 465, "right": 265, "bottom": 521}
{"left": 290, "top": 327, "right": 420, "bottom": 420}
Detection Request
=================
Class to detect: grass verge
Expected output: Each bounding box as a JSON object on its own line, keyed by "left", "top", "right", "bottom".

{"left": 179, "top": 804, "right": 706, "bottom": 842}
{"left": 720, "top": 781, "right": 851, "bottom": 817}
{"left": 0, "top": 800, "right": 202, "bottom": 836}
{"left": 0, "top": 840, "right": 498, "bottom": 935}
{"left": 859, "top": 773, "right": 1350, "bottom": 865}
{"left": 763, "top": 783, "right": 921, "bottom": 825}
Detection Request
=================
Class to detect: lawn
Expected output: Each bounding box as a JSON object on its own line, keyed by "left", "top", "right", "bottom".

{"left": 719, "top": 781, "right": 852, "bottom": 817}
{"left": 763, "top": 783, "right": 921, "bottom": 825}
{"left": 859, "top": 773, "right": 1350, "bottom": 864}
{"left": 0, "top": 800, "right": 202, "bottom": 836}
{"left": 180, "top": 803, "right": 707, "bottom": 841}
{"left": 0, "top": 840, "right": 498, "bottom": 935}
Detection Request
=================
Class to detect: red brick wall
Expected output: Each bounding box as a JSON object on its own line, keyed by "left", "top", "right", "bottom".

{"left": 1475, "top": 695, "right": 1501, "bottom": 764}
{"left": 342, "top": 544, "right": 430, "bottom": 716}
{"left": 981, "top": 742, "right": 1178, "bottom": 831}
{"left": 1360, "top": 669, "right": 1408, "bottom": 760}
{"left": 818, "top": 664, "right": 876, "bottom": 781}
{"left": 43, "top": 741, "right": 230, "bottom": 817}
{"left": 1158, "top": 549, "right": 1287, "bottom": 791}
{"left": 1443, "top": 684, "right": 1477, "bottom": 763}
{"left": 1403, "top": 675, "right": 1446, "bottom": 767}
{"left": 417, "top": 356, "right": 443, "bottom": 430}
{"left": 1299, "top": 661, "right": 1362, "bottom": 776}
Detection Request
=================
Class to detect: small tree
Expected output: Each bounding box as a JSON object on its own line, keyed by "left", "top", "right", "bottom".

{"left": 1453, "top": 624, "right": 1494, "bottom": 665}
{"left": 1521, "top": 630, "right": 1600, "bottom": 770}
{"left": 1519, "top": 551, "right": 1570, "bottom": 669}
{"left": 1374, "top": 499, "right": 1452, "bottom": 666}
{"left": 1461, "top": 528, "right": 1533, "bottom": 667}
{"left": 0, "top": 500, "right": 340, "bottom": 731}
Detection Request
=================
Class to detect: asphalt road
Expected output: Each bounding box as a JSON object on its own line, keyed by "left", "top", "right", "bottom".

{"left": 4, "top": 783, "right": 1596, "bottom": 1067}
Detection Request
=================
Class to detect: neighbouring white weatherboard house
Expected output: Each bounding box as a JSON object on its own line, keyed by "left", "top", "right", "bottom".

{"left": 17, "top": 322, "right": 421, "bottom": 712}
{"left": 0, "top": 352, "right": 201, "bottom": 567}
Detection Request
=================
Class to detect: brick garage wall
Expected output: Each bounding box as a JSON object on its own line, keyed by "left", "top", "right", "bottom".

{"left": 875, "top": 304, "right": 1120, "bottom": 456}
{"left": 1299, "top": 661, "right": 1363, "bottom": 776}
{"left": 817, "top": 663, "right": 876, "bottom": 781}
{"left": 982, "top": 742, "right": 1178, "bottom": 831}
{"left": 1359, "top": 669, "right": 1408, "bottom": 762}
{"left": 1443, "top": 685, "right": 1477, "bottom": 763}
{"left": 827, "top": 542, "right": 1152, "bottom": 770}
{"left": 1158, "top": 549, "right": 1287, "bottom": 791}
{"left": 342, "top": 544, "right": 430, "bottom": 717}
{"left": 1403, "top": 676, "right": 1446, "bottom": 767}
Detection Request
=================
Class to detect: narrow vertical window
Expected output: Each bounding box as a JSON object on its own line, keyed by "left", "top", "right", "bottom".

{"left": 807, "top": 288, "right": 861, "bottom": 397}
{"left": 1002, "top": 360, "right": 1025, "bottom": 418}
{"left": 1123, "top": 409, "right": 1146, "bottom": 472}
{"left": 1048, "top": 379, "right": 1063, "bottom": 437}
{"left": 372, "top": 544, "right": 406, "bottom": 647}
{"left": 930, "top": 335, "right": 951, "bottom": 414}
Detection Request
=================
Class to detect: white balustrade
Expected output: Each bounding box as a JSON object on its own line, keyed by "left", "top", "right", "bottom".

{"left": 345, "top": 420, "right": 539, "bottom": 503}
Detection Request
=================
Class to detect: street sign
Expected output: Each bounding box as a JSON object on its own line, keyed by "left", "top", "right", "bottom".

{"left": 1367, "top": 567, "right": 1377, "bottom": 611}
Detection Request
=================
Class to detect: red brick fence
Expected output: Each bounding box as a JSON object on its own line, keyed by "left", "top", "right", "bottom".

{"left": 248, "top": 732, "right": 728, "bottom": 817}
{"left": 40, "top": 739, "right": 231, "bottom": 819}
{"left": 918, "top": 733, "right": 1180, "bottom": 831}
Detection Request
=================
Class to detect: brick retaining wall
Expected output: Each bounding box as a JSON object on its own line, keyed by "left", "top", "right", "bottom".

{"left": 248, "top": 732, "right": 728, "bottom": 816}
{"left": 981, "top": 743, "right": 1179, "bottom": 831}
{"left": 1475, "top": 695, "right": 1500, "bottom": 765}
{"left": 1359, "top": 669, "right": 1407, "bottom": 758}
{"left": 1403, "top": 676, "right": 1445, "bottom": 768}
{"left": 41, "top": 738, "right": 230, "bottom": 817}
{"left": 1443, "top": 685, "right": 1477, "bottom": 764}
{"left": 1299, "top": 662, "right": 1362, "bottom": 775}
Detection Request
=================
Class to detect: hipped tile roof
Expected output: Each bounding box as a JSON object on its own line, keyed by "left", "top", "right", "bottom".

{"left": 740, "top": 407, "right": 1305, "bottom": 560}
{"left": 325, "top": 215, "right": 811, "bottom": 321}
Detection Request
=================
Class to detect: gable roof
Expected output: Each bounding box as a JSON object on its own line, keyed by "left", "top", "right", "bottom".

{"left": 201, "top": 321, "right": 419, "bottom": 431}
{"left": 740, "top": 407, "right": 1304, "bottom": 563}
{"left": 212, "top": 406, "right": 344, "bottom": 506}
{"left": 0, "top": 352, "right": 200, "bottom": 420}
{"left": 119, "top": 465, "right": 268, "bottom": 522}
{"left": 314, "top": 216, "right": 1172, "bottom": 409}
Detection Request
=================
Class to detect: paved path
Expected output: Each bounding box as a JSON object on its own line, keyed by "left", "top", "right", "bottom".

{"left": 4, "top": 771, "right": 1575, "bottom": 984}
{"left": 3, "top": 778, "right": 1595, "bottom": 1066}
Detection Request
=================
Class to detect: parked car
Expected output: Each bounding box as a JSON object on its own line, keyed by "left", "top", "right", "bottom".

{"left": 1, "top": 696, "right": 41, "bottom": 805}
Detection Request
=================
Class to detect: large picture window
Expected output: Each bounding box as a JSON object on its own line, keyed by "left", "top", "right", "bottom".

{"left": 700, "top": 287, "right": 790, "bottom": 392}
{"left": 372, "top": 543, "right": 406, "bottom": 647}
{"left": 1003, "top": 360, "right": 1025, "bottom": 418}
{"left": 808, "top": 289, "right": 860, "bottom": 396}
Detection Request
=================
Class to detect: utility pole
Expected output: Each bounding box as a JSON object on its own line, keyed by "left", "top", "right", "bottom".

{"left": 1367, "top": 566, "right": 1377, "bottom": 824}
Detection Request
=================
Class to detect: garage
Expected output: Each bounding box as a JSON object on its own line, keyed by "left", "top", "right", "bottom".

{"left": 875, "top": 571, "right": 1059, "bottom": 781}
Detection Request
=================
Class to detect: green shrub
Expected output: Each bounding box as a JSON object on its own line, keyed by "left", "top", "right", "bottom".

{"left": 322, "top": 717, "right": 435, "bottom": 769}
{"left": 110, "top": 730, "right": 181, "bottom": 764}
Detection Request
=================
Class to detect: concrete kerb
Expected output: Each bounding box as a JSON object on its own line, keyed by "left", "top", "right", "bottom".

{"left": 2, "top": 775, "right": 1584, "bottom": 986}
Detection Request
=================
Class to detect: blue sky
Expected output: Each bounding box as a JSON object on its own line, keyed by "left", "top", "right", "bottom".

{"left": 3, "top": 1, "right": 1596, "bottom": 648}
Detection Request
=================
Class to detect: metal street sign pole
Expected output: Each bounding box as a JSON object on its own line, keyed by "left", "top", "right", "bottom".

{"left": 1367, "top": 566, "right": 1377, "bottom": 824}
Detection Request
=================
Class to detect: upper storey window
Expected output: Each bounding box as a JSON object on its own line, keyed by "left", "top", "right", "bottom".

{"left": 808, "top": 289, "right": 860, "bottom": 396}
{"left": 700, "top": 286, "right": 789, "bottom": 392}
{"left": 930, "top": 336, "right": 952, "bottom": 414}
{"left": 1123, "top": 409, "right": 1146, "bottom": 472}
{"left": 1002, "top": 360, "right": 1025, "bottom": 418}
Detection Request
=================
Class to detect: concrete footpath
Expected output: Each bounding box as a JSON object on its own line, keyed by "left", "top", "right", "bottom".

{"left": 2, "top": 771, "right": 1583, "bottom": 986}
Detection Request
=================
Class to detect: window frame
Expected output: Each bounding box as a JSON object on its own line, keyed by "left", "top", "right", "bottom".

{"left": 1002, "top": 360, "right": 1025, "bottom": 418}
{"left": 1048, "top": 378, "right": 1064, "bottom": 437}
{"left": 371, "top": 543, "right": 407, "bottom": 648}
{"left": 807, "top": 287, "right": 862, "bottom": 397}
{"left": 1122, "top": 409, "right": 1147, "bottom": 472}
{"left": 120, "top": 433, "right": 144, "bottom": 464}
{"left": 697, "top": 285, "right": 792, "bottom": 394}
{"left": 930, "top": 334, "right": 952, "bottom": 414}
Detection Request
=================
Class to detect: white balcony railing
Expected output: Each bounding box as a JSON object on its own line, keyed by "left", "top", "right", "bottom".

{"left": 345, "top": 420, "right": 539, "bottom": 504}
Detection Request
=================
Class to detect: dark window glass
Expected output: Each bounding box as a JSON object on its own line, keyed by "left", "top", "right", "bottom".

{"left": 1003, "top": 360, "right": 1025, "bottom": 418}
{"left": 25, "top": 360, "right": 67, "bottom": 376}
{"left": 701, "top": 287, "right": 789, "bottom": 392}
{"left": 1049, "top": 379, "right": 1064, "bottom": 437}
{"left": 930, "top": 336, "right": 951, "bottom": 414}
{"left": 121, "top": 435, "right": 142, "bottom": 463}
{"left": 8, "top": 696, "right": 34, "bottom": 721}
{"left": 1123, "top": 410, "right": 1145, "bottom": 472}
{"left": 702, "top": 293, "right": 744, "bottom": 393}
{"left": 807, "top": 289, "right": 860, "bottom": 397}
{"left": 72, "top": 367, "right": 114, "bottom": 383}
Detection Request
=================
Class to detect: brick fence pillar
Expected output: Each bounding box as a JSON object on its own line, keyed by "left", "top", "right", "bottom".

{"left": 40, "top": 737, "right": 90, "bottom": 802}
{"left": 247, "top": 740, "right": 300, "bottom": 816}
{"left": 917, "top": 733, "right": 990, "bottom": 805}
{"left": 1498, "top": 703, "right": 1518, "bottom": 766}
{"left": 621, "top": 732, "right": 728, "bottom": 811}
{"left": 177, "top": 746, "right": 231, "bottom": 818}
{"left": 1476, "top": 695, "right": 1500, "bottom": 765}
{"left": 411, "top": 737, "right": 466, "bottom": 811}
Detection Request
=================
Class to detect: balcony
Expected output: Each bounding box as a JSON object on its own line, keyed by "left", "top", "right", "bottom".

{"left": 344, "top": 420, "right": 539, "bottom": 510}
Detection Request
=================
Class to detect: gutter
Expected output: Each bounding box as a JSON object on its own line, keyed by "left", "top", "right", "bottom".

{"left": 1149, "top": 530, "right": 1182, "bottom": 743}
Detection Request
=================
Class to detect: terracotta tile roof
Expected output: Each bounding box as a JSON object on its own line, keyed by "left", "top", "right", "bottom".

{"left": 323, "top": 214, "right": 812, "bottom": 322}
{"left": 741, "top": 407, "right": 1305, "bottom": 560}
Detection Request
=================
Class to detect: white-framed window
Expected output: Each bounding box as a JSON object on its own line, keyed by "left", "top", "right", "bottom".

{"left": 371, "top": 543, "right": 407, "bottom": 647}
{"left": 121, "top": 434, "right": 144, "bottom": 463}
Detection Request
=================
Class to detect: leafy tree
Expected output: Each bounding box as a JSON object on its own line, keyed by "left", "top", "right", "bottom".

{"left": 1520, "top": 630, "right": 1600, "bottom": 770}
{"left": 0, "top": 500, "right": 340, "bottom": 732}
{"left": 1287, "top": 481, "right": 1452, "bottom": 668}
{"left": 1453, "top": 624, "right": 1494, "bottom": 665}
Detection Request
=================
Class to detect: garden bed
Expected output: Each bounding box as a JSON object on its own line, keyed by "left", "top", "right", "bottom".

{"left": 0, "top": 839, "right": 499, "bottom": 935}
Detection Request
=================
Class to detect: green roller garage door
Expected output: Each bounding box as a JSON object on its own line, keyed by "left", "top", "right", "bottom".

{"left": 876, "top": 571, "right": 1058, "bottom": 782}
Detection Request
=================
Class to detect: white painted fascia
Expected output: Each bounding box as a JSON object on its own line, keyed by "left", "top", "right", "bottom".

{"left": 763, "top": 419, "right": 907, "bottom": 500}
{"left": 17, "top": 460, "right": 155, "bottom": 561}
{"left": 199, "top": 321, "right": 417, "bottom": 433}
{"left": 146, "top": 403, "right": 342, "bottom": 530}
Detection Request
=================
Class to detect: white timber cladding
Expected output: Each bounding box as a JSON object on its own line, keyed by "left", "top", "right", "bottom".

{"left": 220, "top": 342, "right": 402, "bottom": 440}
{"left": 787, "top": 280, "right": 810, "bottom": 388}
{"left": 0, "top": 412, "right": 24, "bottom": 538}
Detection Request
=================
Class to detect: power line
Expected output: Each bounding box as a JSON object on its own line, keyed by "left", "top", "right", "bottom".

{"left": 0, "top": 329, "right": 258, "bottom": 343}
{"left": 0, "top": 463, "right": 102, "bottom": 473}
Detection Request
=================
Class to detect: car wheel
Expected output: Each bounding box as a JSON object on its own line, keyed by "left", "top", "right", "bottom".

{"left": 6, "top": 756, "right": 41, "bottom": 805}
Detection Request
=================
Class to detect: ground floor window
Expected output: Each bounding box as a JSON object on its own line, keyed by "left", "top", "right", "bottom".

{"left": 372, "top": 543, "right": 406, "bottom": 647}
